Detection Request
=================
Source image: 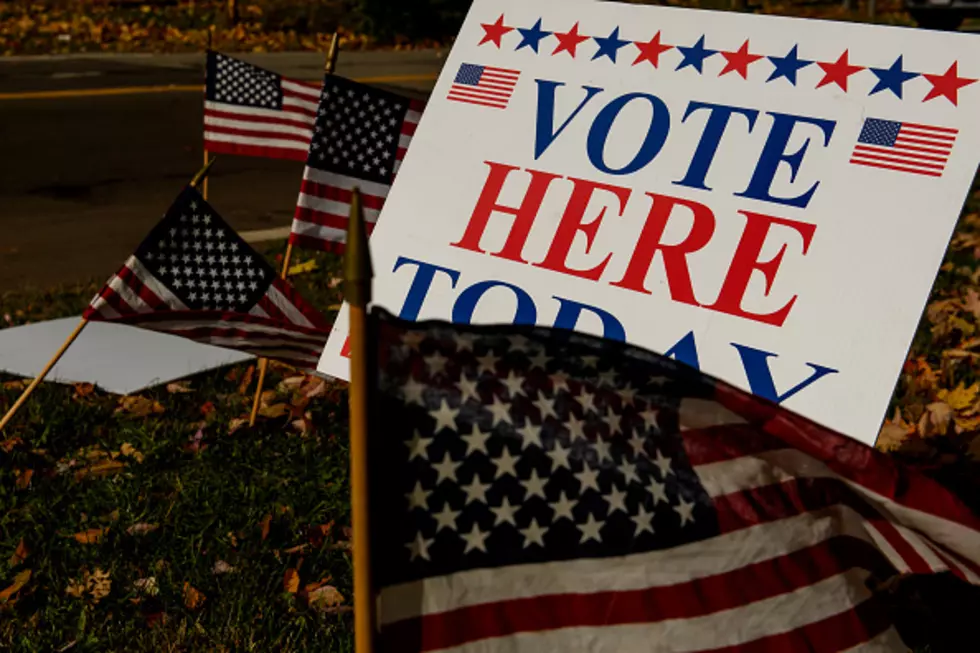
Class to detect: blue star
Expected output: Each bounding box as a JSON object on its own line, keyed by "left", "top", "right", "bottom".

{"left": 869, "top": 56, "right": 920, "bottom": 99}
{"left": 591, "top": 27, "right": 631, "bottom": 63}
{"left": 675, "top": 36, "right": 717, "bottom": 74}
{"left": 766, "top": 45, "right": 812, "bottom": 86}
{"left": 516, "top": 19, "right": 552, "bottom": 53}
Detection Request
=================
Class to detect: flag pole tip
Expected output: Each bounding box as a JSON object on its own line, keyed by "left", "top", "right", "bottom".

{"left": 190, "top": 157, "right": 217, "bottom": 189}
{"left": 343, "top": 186, "right": 373, "bottom": 308}
{"left": 326, "top": 32, "right": 340, "bottom": 73}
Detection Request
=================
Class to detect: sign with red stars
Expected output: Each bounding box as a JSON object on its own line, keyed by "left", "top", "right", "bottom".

{"left": 319, "top": 0, "right": 980, "bottom": 446}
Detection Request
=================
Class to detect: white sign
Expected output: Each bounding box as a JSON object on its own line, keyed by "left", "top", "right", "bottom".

{"left": 320, "top": 0, "right": 980, "bottom": 444}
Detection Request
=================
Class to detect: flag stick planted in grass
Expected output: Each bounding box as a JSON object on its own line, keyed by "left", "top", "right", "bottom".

{"left": 249, "top": 31, "right": 341, "bottom": 428}
{"left": 345, "top": 187, "right": 375, "bottom": 653}
{"left": 0, "top": 158, "right": 217, "bottom": 432}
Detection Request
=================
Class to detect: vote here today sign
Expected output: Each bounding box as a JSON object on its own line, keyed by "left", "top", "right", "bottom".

{"left": 319, "top": 0, "right": 980, "bottom": 444}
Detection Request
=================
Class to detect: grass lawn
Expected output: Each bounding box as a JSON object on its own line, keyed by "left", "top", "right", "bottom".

{"left": 2, "top": 187, "right": 980, "bottom": 650}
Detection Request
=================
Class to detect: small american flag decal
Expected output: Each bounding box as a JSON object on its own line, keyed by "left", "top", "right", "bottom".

{"left": 849, "top": 117, "right": 957, "bottom": 177}
{"left": 447, "top": 63, "right": 521, "bottom": 109}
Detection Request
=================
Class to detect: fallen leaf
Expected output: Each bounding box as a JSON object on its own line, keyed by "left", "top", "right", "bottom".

{"left": 327, "top": 277, "right": 343, "bottom": 289}
{"left": 166, "top": 381, "right": 193, "bottom": 394}
{"left": 144, "top": 610, "right": 166, "bottom": 627}
{"left": 283, "top": 543, "right": 309, "bottom": 554}
{"left": 133, "top": 577, "right": 158, "bottom": 596}
{"left": 307, "top": 584, "right": 344, "bottom": 611}
{"left": 937, "top": 383, "right": 980, "bottom": 412}
{"left": 116, "top": 396, "right": 165, "bottom": 418}
{"left": 64, "top": 578, "right": 85, "bottom": 599}
{"left": 212, "top": 560, "right": 235, "bottom": 575}
{"left": 237, "top": 365, "right": 255, "bottom": 395}
{"left": 259, "top": 403, "right": 288, "bottom": 418}
{"left": 0, "top": 438, "right": 23, "bottom": 453}
{"left": 8, "top": 539, "right": 28, "bottom": 567}
{"left": 200, "top": 401, "right": 216, "bottom": 417}
{"left": 15, "top": 468, "right": 33, "bottom": 489}
{"left": 183, "top": 582, "right": 205, "bottom": 609}
{"left": 126, "top": 523, "right": 159, "bottom": 536}
{"left": 964, "top": 288, "right": 980, "bottom": 322}
{"left": 87, "top": 568, "right": 111, "bottom": 603}
{"left": 918, "top": 402, "right": 953, "bottom": 438}
{"left": 72, "top": 528, "right": 108, "bottom": 544}
{"left": 287, "top": 259, "right": 318, "bottom": 276}
{"left": 283, "top": 568, "right": 300, "bottom": 593}
{"left": 119, "top": 442, "right": 144, "bottom": 463}
{"left": 228, "top": 417, "right": 248, "bottom": 435}
{"left": 327, "top": 303, "right": 343, "bottom": 311}
{"left": 0, "top": 569, "right": 31, "bottom": 603}
{"left": 74, "top": 459, "right": 125, "bottom": 481}
{"left": 2, "top": 380, "right": 27, "bottom": 390}
{"left": 260, "top": 514, "right": 272, "bottom": 541}
{"left": 309, "top": 521, "right": 334, "bottom": 548}
{"left": 73, "top": 383, "right": 96, "bottom": 398}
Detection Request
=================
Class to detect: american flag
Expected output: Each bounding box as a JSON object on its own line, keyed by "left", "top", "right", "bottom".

{"left": 83, "top": 186, "right": 330, "bottom": 371}
{"left": 850, "top": 118, "right": 957, "bottom": 178}
{"left": 369, "top": 309, "right": 980, "bottom": 652}
{"left": 289, "top": 74, "right": 424, "bottom": 253}
{"left": 204, "top": 51, "right": 320, "bottom": 162}
{"left": 447, "top": 63, "right": 521, "bottom": 109}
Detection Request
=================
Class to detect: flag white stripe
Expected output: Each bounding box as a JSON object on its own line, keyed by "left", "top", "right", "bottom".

{"left": 136, "top": 318, "right": 326, "bottom": 343}
{"left": 420, "top": 571, "right": 874, "bottom": 653}
{"left": 289, "top": 221, "right": 346, "bottom": 243}
{"left": 107, "top": 271, "right": 152, "bottom": 313}
{"left": 281, "top": 80, "right": 322, "bottom": 99}
{"left": 127, "top": 257, "right": 188, "bottom": 310}
{"left": 379, "top": 503, "right": 885, "bottom": 626}
{"left": 405, "top": 110, "right": 423, "bottom": 124}
{"left": 88, "top": 296, "right": 121, "bottom": 319}
{"left": 840, "top": 627, "right": 907, "bottom": 652}
{"left": 204, "top": 132, "right": 310, "bottom": 151}
{"left": 295, "top": 194, "right": 381, "bottom": 223}
{"left": 282, "top": 95, "right": 319, "bottom": 113}
{"left": 302, "top": 167, "right": 392, "bottom": 198}
{"left": 448, "top": 87, "right": 512, "bottom": 102}
{"left": 861, "top": 521, "right": 911, "bottom": 574}
{"left": 265, "top": 284, "right": 315, "bottom": 329}
{"left": 853, "top": 144, "right": 950, "bottom": 162}
{"left": 249, "top": 305, "right": 270, "bottom": 319}
{"left": 204, "top": 115, "right": 313, "bottom": 138}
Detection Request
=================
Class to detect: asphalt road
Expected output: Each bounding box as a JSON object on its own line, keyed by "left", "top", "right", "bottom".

{"left": 0, "top": 50, "right": 444, "bottom": 293}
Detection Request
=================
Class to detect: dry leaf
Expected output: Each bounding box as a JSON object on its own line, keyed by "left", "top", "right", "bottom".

{"left": 183, "top": 582, "right": 205, "bottom": 610}
{"left": 133, "top": 577, "right": 158, "bottom": 596}
{"left": 212, "top": 560, "right": 235, "bottom": 575}
{"left": 937, "top": 383, "right": 980, "bottom": 412}
{"left": 918, "top": 402, "right": 953, "bottom": 438}
{"left": 119, "top": 443, "right": 144, "bottom": 463}
{"left": 116, "top": 396, "right": 165, "bottom": 418}
{"left": 200, "top": 401, "right": 216, "bottom": 417}
{"left": 72, "top": 528, "right": 108, "bottom": 544}
{"left": 8, "top": 539, "right": 28, "bottom": 568}
{"left": 309, "top": 521, "right": 334, "bottom": 548}
{"left": 64, "top": 578, "right": 86, "bottom": 599}
{"left": 287, "top": 259, "right": 318, "bottom": 276}
{"left": 283, "top": 543, "right": 309, "bottom": 554}
{"left": 126, "top": 523, "right": 159, "bottom": 536}
{"left": 166, "top": 381, "right": 193, "bottom": 394}
{"left": 327, "top": 276, "right": 343, "bottom": 289}
{"left": 877, "top": 422, "right": 910, "bottom": 452}
{"left": 88, "top": 569, "right": 111, "bottom": 603}
{"left": 283, "top": 568, "right": 300, "bottom": 594}
{"left": 2, "top": 380, "right": 27, "bottom": 390}
{"left": 260, "top": 514, "right": 272, "bottom": 541}
{"left": 0, "top": 569, "right": 31, "bottom": 603}
{"left": 237, "top": 365, "right": 256, "bottom": 395}
{"left": 73, "top": 383, "right": 96, "bottom": 398}
{"left": 259, "top": 403, "right": 288, "bottom": 418}
{"left": 307, "top": 584, "right": 344, "bottom": 611}
{"left": 0, "top": 438, "right": 23, "bottom": 453}
{"left": 303, "top": 379, "right": 328, "bottom": 398}
{"left": 74, "top": 459, "right": 125, "bottom": 481}
{"left": 964, "top": 288, "right": 980, "bottom": 321}
{"left": 228, "top": 417, "right": 248, "bottom": 435}
{"left": 15, "top": 468, "right": 33, "bottom": 489}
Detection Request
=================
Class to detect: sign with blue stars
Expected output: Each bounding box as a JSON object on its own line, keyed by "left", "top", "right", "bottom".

{"left": 319, "top": 0, "right": 980, "bottom": 446}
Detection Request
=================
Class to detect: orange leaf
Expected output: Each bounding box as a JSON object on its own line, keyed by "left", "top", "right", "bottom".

{"left": 72, "top": 528, "right": 108, "bottom": 544}
{"left": 200, "top": 401, "right": 216, "bottom": 417}
{"left": 74, "top": 459, "right": 125, "bottom": 481}
{"left": 260, "top": 514, "right": 272, "bottom": 541}
{"left": 8, "top": 539, "right": 28, "bottom": 567}
{"left": 15, "top": 469, "right": 33, "bottom": 489}
{"left": 283, "top": 568, "right": 300, "bottom": 594}
{"left": 259, "top": 403, "right": 288, "bottom": 418}
{"left": 237, "top": 365, "right": 256, "bottom": 395}
{"left": 73, "top": 382, "right": 96, "bottom": 398}
{"left": 183, "top": 582, "right": 205, "bottom": 610}
{"left": 0, "top": 569, "right": 31, "bottom": 603}
{"left": 307, "top": 583, "right": 344, "bottom": 611}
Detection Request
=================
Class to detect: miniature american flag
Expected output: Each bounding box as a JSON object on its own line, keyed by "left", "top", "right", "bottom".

{"left": 368, "top": 309, "right": 980, "bottom": 652}
{"left": 850, "top": 118, "right": 957, "bottom": 178}
{"left": 204, "top": 51, "right": 320, "bottom": 162}
{"left": 289, "top": 75, "right": 424, "bottom": 253}
{"left": 84, "top": 186, "right": 330, "bottom": 370}
{"left": 447, "top": 63, "right": 520, "bottom": 109}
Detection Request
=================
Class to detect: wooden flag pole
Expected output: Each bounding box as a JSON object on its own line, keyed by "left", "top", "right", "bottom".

{"left": 0, "top": 158, "right": 217, "bottom": 433}
{"left": 345, "top": 187, "right": 375, "bottom": 653}
{"left": 248, "top": 31, "right": 341, "bottom": 427}
{"left": 203, "top": 26, "right": 214, "bottom": 201}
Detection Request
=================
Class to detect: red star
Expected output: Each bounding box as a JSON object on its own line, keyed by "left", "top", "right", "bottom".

{"left": 552, "top": 22, "right": 590, "bottom": 57}
{"left": 479, "top": 14, "right": 513, "bottom": 48}
{"left": 923, "top": 62, "right": 977, "bottom": 106}
{"left": 816, "top": 50, "right": 864, "bottom": 91}
{"left": 718, "top": 40, "right": 763, "bottom": 79}
{"left": 632, "top": 31, "right": 672, "bottom": 68}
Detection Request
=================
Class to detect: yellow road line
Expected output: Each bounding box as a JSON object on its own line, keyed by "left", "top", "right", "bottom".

{"left": 0, "top": 72, "right": 438, "bottom": 102}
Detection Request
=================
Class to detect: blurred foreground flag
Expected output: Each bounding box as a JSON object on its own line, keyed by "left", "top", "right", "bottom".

{"left": 368, "top": 309, "right": 980, "bottom": 652}
{"left": 289, "top": 75, "right": 424, "bottom": 253}
{"left": 204, "top": 51, "right": 321, "bottom": 161}
{"left": 84, "top": 186, "right": 330, "bottom": 371}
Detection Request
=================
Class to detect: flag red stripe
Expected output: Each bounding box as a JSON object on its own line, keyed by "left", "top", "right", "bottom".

{"left": 893, "top": 135, "right": 954, "bottom": 148}
{"left": 852, "top": 145, "right": 949, "bottom": 164}
{"left": 204, "top": 140, "right": 309, "bottom": 162}
{"left": 269, "top": 278, "right": 331, "bottom": 328}
{"left": 140, "top": 325, "right": 323, "bottom": 355}
{"left": 849, "top": 159, "right": 943, "bottom": 176}
{"left": 381, "top": 537, "right": 890, "bottom": 652}
{"left": 902, "top": 121, "right": 958, "bottom": 134}
{"left": 257, "top": 294, "right": 290, "bottom": 322}
{"left": 850, "top": 150, "right": 946, "bottom": 170}
{"left": 116, "top": 266, "right": 171, "bottom": 312}
{"left": 447, "top": 95, "right": 510, "bottom": 109}
{"left": 898, "top": 127, "right": 956, "bottom": 141}
{"left": 102, "top": 308, "right": 328, "bottom": 337}
{"left": 88, "top": 286, "right": 136, "bottom": 319}
{"left": 401, "top": 121, "right": 418, "bottom": 136}
{"left": 299, "top": 179, "right": 387, "bottom": 211}
{"left": 293, "top": 206, "right": 380, "bottom": 231}
{"left": 876, "top": 141, "right": 952, "bottom": 156}
{"left": 204, "top": 107, "right": 313, "bottom": 129}
{"left": 682, "top": 424, "right": 786, "bottom": 465}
